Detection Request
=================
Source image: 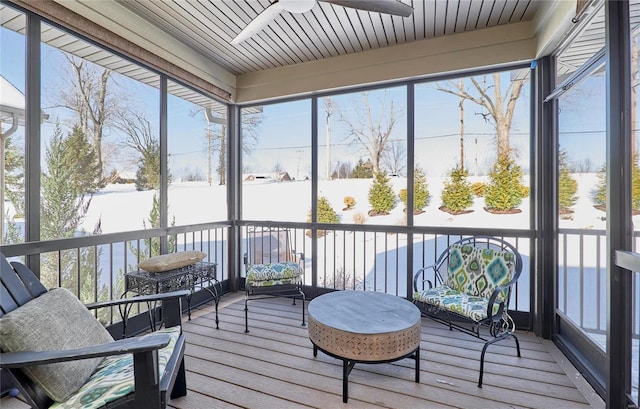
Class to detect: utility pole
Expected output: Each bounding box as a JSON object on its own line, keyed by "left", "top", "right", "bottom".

{"left": 459, "top": 78, "right": 465, "bottom": 172}
{"left": 207, "top": 122, "right": 212, "bottom": 186}
{"left": 325, "top": 97, "right": 334, "bottom": 180}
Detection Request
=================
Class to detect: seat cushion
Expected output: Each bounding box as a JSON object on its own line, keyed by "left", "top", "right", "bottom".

{"left": 0, "top": 288, "right": 114, "bottom": 402}
{"left": 246, "top": 261, "right": 303, "bottom": 287}
{"left": 445, "top": 244, "right": 516, "bottom": 302}
{"left": 414, "top": 286, "right": 500, "bottom": 322}
{"left": 50, "top": 326, "right": 181, "bottom": 409}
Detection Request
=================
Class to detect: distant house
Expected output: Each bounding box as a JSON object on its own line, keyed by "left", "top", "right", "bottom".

{"left": 243, "top": 172, "right": 294, "bottom": 183}
{"left": 243, "top": 174, "right": 274, "bottom": 183}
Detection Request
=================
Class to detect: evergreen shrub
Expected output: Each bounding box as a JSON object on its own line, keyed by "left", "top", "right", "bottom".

{"left": 484, "top": 154, "right": 524, "bottom": 212}
{"left": 398, "top": 168, "right": 430, "bottom": 213}
{"left": 440, "top": 167, "right": 473, "bottom": 213}
{"left": 368, "top": 172, "right": 396, "bottom": 214}
{"left": 471, "top": 182, "right": 486, "bottom": 197}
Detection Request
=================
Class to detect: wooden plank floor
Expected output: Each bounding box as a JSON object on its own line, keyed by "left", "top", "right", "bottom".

{"left": 1, "top": 293, "right": 605, "bottom": 409}
{"left": 169, "top": 293, "right": 604, "bottom": 409}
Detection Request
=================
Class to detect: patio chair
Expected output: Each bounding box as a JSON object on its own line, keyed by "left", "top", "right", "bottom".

{"left": 243, "top": 227, "right": 306, "bottom": 333}
{"left": 0, "top": 253, "right": 188, "bottom": 409}
{"left": 412, "top": 236, "right": 523, "bottom": 388}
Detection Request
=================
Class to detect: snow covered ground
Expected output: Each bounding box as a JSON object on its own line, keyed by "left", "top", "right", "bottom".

{"left": 68, "top": 173, "right": 611, "bottom": 234}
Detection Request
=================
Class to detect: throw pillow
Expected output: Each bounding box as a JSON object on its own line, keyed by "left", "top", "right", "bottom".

{"left": 0, "top": 287, "right": 114, "bottom": 402}
{"left": 138, "top": 251, "right": 207, "bottom": 273}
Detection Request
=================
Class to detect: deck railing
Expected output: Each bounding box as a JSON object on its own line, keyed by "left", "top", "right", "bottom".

{"left": 239, "top": 222, "right": 533, "bottom": 313}
{"left": 558, "top": 229, "right": 640, "bottom": 340}
{"left": 612, "top": 249, "right": 640, "bottom": 406}
{"left": 2, "top": 222, "right": 230, "bottom": 325}
{"left": 7, "top": 222, "right": 635, "bottom": 344}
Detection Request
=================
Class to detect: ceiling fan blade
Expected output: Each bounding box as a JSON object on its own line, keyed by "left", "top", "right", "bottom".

{"left": 322, "top": 0, "right": 413, "bottom": 17}
{"left": 231, "top": 1, "right": 285, "bottom": 45}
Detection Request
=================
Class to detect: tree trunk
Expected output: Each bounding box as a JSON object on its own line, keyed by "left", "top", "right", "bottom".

{"left": 218, "top": 125, "right": 226, "bottom": 185}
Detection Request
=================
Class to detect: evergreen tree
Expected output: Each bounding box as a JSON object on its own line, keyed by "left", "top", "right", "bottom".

{"left": 484, "top": 153, "right": 524, "bottom": 212}
{"left": 413, "top": 167, "right": 430, "bottom": 211}
{"left": 633, "top": 153, "right": 640, "bottom": 210}
{"left": 398, "top": 167, "right": 431, "bottom": 212}
{"left": 3, "top": 135, "right": 25, "bottom": 244}
{"left": 558, "top": 149, "right": 578, "bottom": 213}
{"left": 129, "top": 193, "right": 176, "bottom": 267}
{"left": 65, "top": 125, "right": 104, "bottom": 193}
{"left": 39, "top": 124, "right": 106, "bottom": 303}
{"left": 316, "top": 196, "right": 339, "bottom": 224}
{"left": 594, "top": 152, "right": 640, "bottom": 210}
{"left": 441, "top": 166, "right": 473, "bottom": 213}
{"left": 3, "top": 135, "right": 25, "bottom": 217}
{"left": 306, "top": 196, "right": 339, "bottom": 237}
{"left": 352, "top": 158, "right": 373, "bottom": 178}
{"left": 593, "top": 164, "right": 606, "bottom": 208}
{"left": 368, "top": 172, "right": 396, "bottom": 214}
{"left": 135, "top": 143, "right": 161, "bottom": 191}
{"left": 41, "top": 124, "right": 101, "bottom": 239}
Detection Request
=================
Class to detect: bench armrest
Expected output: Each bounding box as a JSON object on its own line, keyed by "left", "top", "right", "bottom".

{"left": 413, "top": 264, "right": 438, "bottom": 291}
{"left": 486, "top": 275, "right": 520, "bottom": 321}
{"left": 0, "top": 334, "right": 171, "bottom": 368}
{"left": 87, "top": 290, "right": 189, "bottom": 329}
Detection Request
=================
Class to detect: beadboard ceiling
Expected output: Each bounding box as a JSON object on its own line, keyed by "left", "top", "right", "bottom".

{"left": 115, "top": 0, "right": 541, "bottom": 76}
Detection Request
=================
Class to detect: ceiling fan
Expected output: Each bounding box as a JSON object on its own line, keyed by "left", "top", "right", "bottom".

{"left": 231, "top": 0, "right": 413, "bottom": 45}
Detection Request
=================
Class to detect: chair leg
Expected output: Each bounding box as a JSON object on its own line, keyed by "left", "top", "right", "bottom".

{"left": 478, "top": 332, "right": 521, "bottom": 388}
{"left": 170, "top": 358, "right": 187, "bottom": 399}
{"left": 244, "top": 295, "right": 250, "bottom": 334}
{"left": 300, "top": 289, "right": 306, "bottom": 327}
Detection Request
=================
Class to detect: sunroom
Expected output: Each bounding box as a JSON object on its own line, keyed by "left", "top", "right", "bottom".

{"left": 0, "top": 0, "right": 637, "bottom": 408}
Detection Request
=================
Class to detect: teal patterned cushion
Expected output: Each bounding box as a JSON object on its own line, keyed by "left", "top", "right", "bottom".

{"left": 414, "top": 287, "right": 499, "bottom": 322}
{"left": 246, "top": 262, "right": 303, "bottom": 288}
{"left": 445, "top": 244, "right": 515, "bottom": 302}
{"left": 248, "top": 277, "right": 303, "bottom": 287}
{"left": 50, "top": 326, "right": 181, "bottom": 409}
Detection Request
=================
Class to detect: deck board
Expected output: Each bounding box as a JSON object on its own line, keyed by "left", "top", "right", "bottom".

{"left": 171, "top": 294, "right": 604, "bottom": 409}
{"left": 0, "top": 293, "right": 605, "bottom": 409}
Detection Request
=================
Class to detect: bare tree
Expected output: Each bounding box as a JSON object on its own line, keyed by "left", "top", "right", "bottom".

{"left": 437, "top": 72, "right": 526, "bottom": 157}
{"left": 115, "top": 111, "right": 162, "bottom": 190}
{"left": 54, "top": 55, "right": 121, "bottom": 172}
{"left": 273, "top": 162, "right": 284, "bottom": 175}
{"left": 338, "top": 91, "right": 402, "bottom": 174}
{"left": 332, "top": 161, "right": 352, "bottom": 179}
{"left": 201, "top": 108, "right": 262, "bottom": 185}
{"left": 382, "top": 140, "right": 406, "bottom": 176}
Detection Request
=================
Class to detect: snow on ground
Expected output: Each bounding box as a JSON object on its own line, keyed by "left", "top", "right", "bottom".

{"left": 74, "top": 173, "right": 618, "bottom": 234}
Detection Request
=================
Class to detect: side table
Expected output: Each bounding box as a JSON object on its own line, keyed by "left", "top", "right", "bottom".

{"left": 124, "top": 261, "right": 221, "bottom": 332}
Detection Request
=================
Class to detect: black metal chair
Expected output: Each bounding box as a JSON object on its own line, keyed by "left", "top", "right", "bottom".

{"left": 412, "top": 236, "right": 523, "bottom": 388}
{"left": 0, "top": 253, "right": 189, "bottom": 409}
{"left": 243, "top": 227, "right": 306, "bottom": 333}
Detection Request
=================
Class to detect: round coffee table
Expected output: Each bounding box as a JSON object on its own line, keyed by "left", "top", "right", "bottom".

{"left": 307, "top": 290, "right": 421, "bottom": 403}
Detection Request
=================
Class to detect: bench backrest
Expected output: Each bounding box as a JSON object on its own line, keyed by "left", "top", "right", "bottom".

{"left": 1, "top": 254, "right": 47, "bottom": 317}
{"left": 444, "top": 243, "right": 518, "bottom": 303}
{"left": 245, "top": 228, "right": 295, "bottom": 265}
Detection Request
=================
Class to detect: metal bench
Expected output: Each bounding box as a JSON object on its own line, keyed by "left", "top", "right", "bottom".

{"left": 412, "top": 236, "right": 523, "bottom": 387}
